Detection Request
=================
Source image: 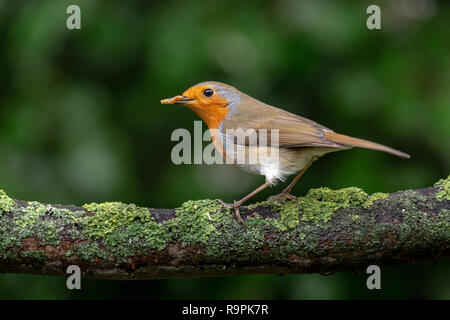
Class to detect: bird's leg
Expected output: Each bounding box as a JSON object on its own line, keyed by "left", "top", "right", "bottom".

{"left": 216, "top": 179, "right": 271, "bottom": 224}
{"left": 268, "top": 157, "right": 317, "bottom": 202}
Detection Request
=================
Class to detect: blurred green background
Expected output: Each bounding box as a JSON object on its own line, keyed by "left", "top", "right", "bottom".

{"left": 0, "top": 0, "right": 449, "bottom": 299}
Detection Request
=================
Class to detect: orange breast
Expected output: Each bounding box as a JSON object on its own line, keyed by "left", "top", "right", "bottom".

{"left": 189, "top": 105, "right": 231, "bottom": 162}
{"left": 190, "top": 105, "right": 229, "bottom": 130}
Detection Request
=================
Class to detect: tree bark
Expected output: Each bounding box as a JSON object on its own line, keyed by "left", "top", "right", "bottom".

{"left": 0, "top": 177, "right": 448, "bottom": 280}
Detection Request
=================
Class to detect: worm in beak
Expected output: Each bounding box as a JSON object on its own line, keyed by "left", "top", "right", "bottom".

{"left": 161, "top": 95, "right": 194, "bottom": 105}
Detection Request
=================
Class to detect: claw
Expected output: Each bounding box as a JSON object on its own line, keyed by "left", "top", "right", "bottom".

{"left": 267, "top": 192, "right": 298, "bottom": 203}
{"left": 215, "top": 199, "right": 244, "bottom": 225}
{"left": 233, "top": 206, "right": 244, "bottom": 225}
{"left": 215, "top": 199, "right": 233, "bottom": 208}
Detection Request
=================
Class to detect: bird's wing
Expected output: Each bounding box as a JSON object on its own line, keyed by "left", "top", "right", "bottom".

{"left": 220, "top": 102, "right": 410, "bottom": 158}
{"left": 220, "top": 104, "right": 345, "bottom": 149}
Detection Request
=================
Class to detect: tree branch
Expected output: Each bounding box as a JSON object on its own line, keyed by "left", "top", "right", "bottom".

{"left": 0, "top": 176, "right": 449, "bottom": 279}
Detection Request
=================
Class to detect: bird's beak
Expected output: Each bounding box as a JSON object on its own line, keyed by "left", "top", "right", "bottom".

{"left": 161, "top": 95, "right": 194, "bottom": 105}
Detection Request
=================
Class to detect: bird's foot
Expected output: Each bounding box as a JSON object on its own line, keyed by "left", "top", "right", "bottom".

{"left": 215, "top": 199, "right": 244, "bottom": 225}
{"left": 267, "top": 192, "right": 298, "bottom": 203}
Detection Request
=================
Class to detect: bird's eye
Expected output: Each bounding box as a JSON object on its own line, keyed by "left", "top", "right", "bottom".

{"left": 203, "top": 88, "right": 214, "bottom": 97}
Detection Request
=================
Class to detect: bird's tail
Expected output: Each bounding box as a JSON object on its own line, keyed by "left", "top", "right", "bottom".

{"left": 324, "top": 132, "right": 410, "bottom": 159}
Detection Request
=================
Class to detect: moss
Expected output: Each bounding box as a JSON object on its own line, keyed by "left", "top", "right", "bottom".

{"left": 0, "top": 203, "right": 73, "bottom": 258}
{"left": 248, "top": 187, "right": 388, "bottom": 231}
{"left": 72, "top": 242, "right": 108, "bottom": 262}
{"left": 0, "top": 189, "right": 15, "bottom": 213}
{"left": 0, "top": 198, "right": 219, "bottom": 264}
{"left": 297, "top": 187, "right": 386, "bottom": 224}
{"left": 16, "top": 202, "right": 48, "bottom": 229}
{"left": 269, "top": 200, "right": 300, "bottom": 231}
{"left": 81, "top": 201, "right": 176, "bottom": 263}
{"left": 363, "top": 189, "right": 450, "bottom": 252}
{"left": 0, "top": 201, "right": 60, "bottom": 253}
{"left": 365, "top": 192, "right": 389, "bottom": 208}
{"left": 1, "top": 185, "right": 392, "bottom": 264}
{"left": 21, "top": 250, "right": 46, "bottom": 261}
{"left": 47, "top": 206, "right": 86, "bottom": 241}
{"left": 0, "top": 197, "right": 243, "bottom": 263}
{"left": 204, "top": 203, "right": 267, "bottom": 262}
{"left": 173, "top": 200, "right": 220, "bottom": 247}
{"left": 83, "top": 202, "right": 153, "bottom": 238}
{"left": 83, "top": 201, "right": 173, "bottom": 248}
{"left": 0, "top": 178, "right": 446, "bottom": 269}
{"left": 2, "top": 247, "right": 21, "bottom": 260}
{"left": 14, "top": 202, "right": 62, "bottom": 246}
{"left": 434, "top": 175, "right": 450, "bottom": 201}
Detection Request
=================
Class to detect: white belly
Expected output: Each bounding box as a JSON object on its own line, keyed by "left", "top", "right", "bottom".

{"left": 214, "top": 130, "right": 339, "bottom": 184}
{"left": 226, "top": 144, "right": 335, "bottom": 184}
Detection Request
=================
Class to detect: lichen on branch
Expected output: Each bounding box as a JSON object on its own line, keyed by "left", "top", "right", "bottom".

{"left": 0, "top": 176, "right": 449, "bottom": 279}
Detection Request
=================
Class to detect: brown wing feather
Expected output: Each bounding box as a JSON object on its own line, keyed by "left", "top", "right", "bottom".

{"left": 220, "top": 95, "right": 410, "bottom": 158}
{"left": 220, "top": 99, "right": 344, "bottom": 148}
{"left": 254, "top": 115, "right": 344, "bottom": 148}
{"left": 324, "top": 132, "right": 410, "bottom": 158}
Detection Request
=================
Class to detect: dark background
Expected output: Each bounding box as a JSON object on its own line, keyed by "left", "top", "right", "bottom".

{"left": 0, "top": 0, "right": 449, "bottom": 299}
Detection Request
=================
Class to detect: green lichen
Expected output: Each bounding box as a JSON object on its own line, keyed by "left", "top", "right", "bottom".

{"left": 0, "top": 201, "right": 62, "bottom": 254}
{"left": 79, "top": 198, "right": 222, "bottom": 261}
{"left": 16, "top": 202, "right": 48, "bottom": 229}
{"left": 269, "top": 200, "right": 300, "bottom": 231}
{"left": 21, "top": 250, "right": 46, "bottom": 261}
{"left": 173, "top": 200, "right": 220, "bottom": 246}
{"left": 300, "top": 187, "right": 388, "bottom": 223}
{"left": 266, "top": 187, "right": 388, "bottom": 226}
{"left": 248, "top": 187, "right": 388, "bottom": 231}
{"left": 349, "top": 213, "right": 360, "bottom": 221}
{"left": 82, "top": 201, "right": 175, "bottom": 262}
{"left": 1, "top": 177, "right": 447, "bottom": 269}
{"left": 13, "top": 202, "right": 62, "bottom": 246}
{"left": 0, "top": 202, "right": 55, "bottom": 257}
{"left": 0, "top": 189, "right": 15, "bottom": 213}
{"left": 204, "top": 202, "right": 267, "bottom": 262}
{"left": 72, "top": 242, "right": 108, "bottom": 262}
{"left": 82, "top": 201, "right": 172, "bottom": 249}
{"left": 365, "top": 192, "right": 389, "bottom": 207}
{"left": 2, "top": 197, "right": 262, "bottom": 264}
{"left": 434, "top": 175, "right": 450, "bottom": 201}
{"left": 83, "top": 202, "right": 152, "bottom": 238}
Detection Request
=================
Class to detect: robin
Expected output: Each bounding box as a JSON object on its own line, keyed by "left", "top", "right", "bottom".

{"left": 162, "top": 81, "right": 410, "bottom": 223}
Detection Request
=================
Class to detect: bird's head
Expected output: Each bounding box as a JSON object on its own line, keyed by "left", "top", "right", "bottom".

{"left": 161, "top": 81, "right": 240, "bottom": 129}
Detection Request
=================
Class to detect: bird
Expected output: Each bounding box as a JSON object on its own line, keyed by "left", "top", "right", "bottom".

{"left": 161, "top": 81, "right": 410, "bottom": 223}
